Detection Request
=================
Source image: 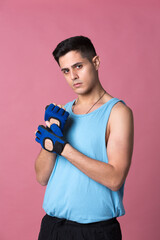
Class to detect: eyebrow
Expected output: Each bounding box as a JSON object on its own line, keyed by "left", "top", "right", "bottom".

{"left": 61, "top": 62, "right": 83, "bottom": 72}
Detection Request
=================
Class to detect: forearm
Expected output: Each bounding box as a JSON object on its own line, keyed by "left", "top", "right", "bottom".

{"left": 35, "top": 148, "right": 57, "bottom": 186}
{"left": 61, "top": 144, "right": 123, "bottom": 191}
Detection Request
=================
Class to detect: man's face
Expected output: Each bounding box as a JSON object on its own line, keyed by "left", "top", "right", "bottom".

{"left": 59, "top": 50, "right": 100, "bottom": 95}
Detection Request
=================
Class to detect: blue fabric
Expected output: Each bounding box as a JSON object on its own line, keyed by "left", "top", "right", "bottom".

{"left": 35, "top": 124, "right": 65, "bottom": 154}
{"left": 44, "top": 104, "right": 69, "bottom": 130}
{"left": 43, "top": 98, "right": 126, "bottom": 223}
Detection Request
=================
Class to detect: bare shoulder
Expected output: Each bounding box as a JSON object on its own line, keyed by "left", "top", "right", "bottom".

{"left": 108, "top": 101, "right": 134, "bottom": 130}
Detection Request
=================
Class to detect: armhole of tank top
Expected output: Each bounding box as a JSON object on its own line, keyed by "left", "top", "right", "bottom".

{"left": 105, "top": 98, "right": 126, "bottom": 129}
{"left": 119, "top": 100, "right": 126, "bottom": 105}
{"left": 103, "top": 99, "right": 126, "bottom": 163}
{"left": 107, "top": 98, "right": 126, "bottom": 128}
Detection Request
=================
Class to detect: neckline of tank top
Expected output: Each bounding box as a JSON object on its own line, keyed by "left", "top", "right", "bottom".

{"left": 70, "top": 97, "right": 119, "bottom": 118}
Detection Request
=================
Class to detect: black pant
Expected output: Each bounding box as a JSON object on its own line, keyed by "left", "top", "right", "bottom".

{"left": 38, "top": 214, "right": 122, "bottom": 240}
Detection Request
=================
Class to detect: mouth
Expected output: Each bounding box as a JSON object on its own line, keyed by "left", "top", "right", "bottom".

{"left": 73, "top": 82, "right": 82, "bottom": 88}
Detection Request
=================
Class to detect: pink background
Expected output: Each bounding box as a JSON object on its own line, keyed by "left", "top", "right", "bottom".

{"left": 0, "top": 0, "right": 160, "bottom": 239}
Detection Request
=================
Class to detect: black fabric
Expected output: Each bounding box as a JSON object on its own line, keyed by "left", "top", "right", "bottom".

{"left": 53, "top": 141, "right": 66, "bottom": 155}
{"left": 38, "top": 214, "right": 122, "bottom": 240}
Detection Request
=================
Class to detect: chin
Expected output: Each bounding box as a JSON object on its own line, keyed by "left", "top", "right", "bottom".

{"left": 74, "top": 89, "right": 88, "bottom": 95}
{"left": 73, "top": 87, "right": 84, "bottom": 94}
{"left": 72, "top": 85, "right": 92, "bottom": 95}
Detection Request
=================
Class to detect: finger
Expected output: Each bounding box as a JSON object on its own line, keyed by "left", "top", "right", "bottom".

{"left": 38, "top": 125, "right": 46, "bottom": 132}
{"left": 35, "top": 137, "right": 40, "bottom": 143}
{"left": 50, "top": 124, "right": 63, "bottom": 137}
{"left": 48, "top": 103, "right": 55, "bottom": 111}
{"left": 45, "top": 104, "right": 50, "bottom": 110}
{"left": 53, "top": 105, "right": 60, "bottom": 112}
{"left": 36, "top": 131, "right": 41, "bottom": 138}
{"left": 57, "top": 104, "right": 62, "bottom": 108}
{"left": 49, "top": 118, "right": 60, "bottom": 127}
{"left": 64, "top": 111, "right": 69, "bottom": 118}
{"left": 45, "top": 104, "right": 55, "bottom": 114}
{"left": 58, "top": 108, "right": 65, "bottom": 115}
{"left": 45, "top": 120, "right": 51, "bottom": 128}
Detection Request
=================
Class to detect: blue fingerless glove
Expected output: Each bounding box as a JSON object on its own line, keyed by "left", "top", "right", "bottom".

{"left": 44, "top": 104, "right": 69, "bottom": 130}
{"left": 35, "top": 124, "right": 66, "bottom": 155}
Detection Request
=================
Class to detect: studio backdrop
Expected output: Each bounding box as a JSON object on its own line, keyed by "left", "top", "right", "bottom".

{"left": 0, "top": 0, "right": 159, "bottom": 239}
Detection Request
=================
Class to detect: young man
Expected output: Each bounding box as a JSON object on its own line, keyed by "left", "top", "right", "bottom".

{"left": 35, "top": 36, "right": 134, "bottom": 240}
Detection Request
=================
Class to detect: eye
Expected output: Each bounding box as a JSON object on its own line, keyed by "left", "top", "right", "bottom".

{"left": 63, "top": 69, "right": 69, "bottom": 74}
{"left": 76, "top": 64, "right": 82, "bottom": 69}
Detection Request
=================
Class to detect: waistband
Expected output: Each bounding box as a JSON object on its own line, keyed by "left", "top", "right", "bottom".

{"left": 45, "top": 214, "right": 118, "bottom": 228}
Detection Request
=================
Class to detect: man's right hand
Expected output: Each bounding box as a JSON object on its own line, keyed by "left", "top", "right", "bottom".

{"left": 44, "top": 103, "right": 69, "bottom": 130}
{"left": 35, "top": 123, "right": 67, "bottom": 155}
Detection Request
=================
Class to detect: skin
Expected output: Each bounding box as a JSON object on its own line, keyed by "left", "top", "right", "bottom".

{"left": 35, "top": 50, "right": 134, "bottom": 191}
{"left": 34, "top": 104, "right": 64, "bottom": 186}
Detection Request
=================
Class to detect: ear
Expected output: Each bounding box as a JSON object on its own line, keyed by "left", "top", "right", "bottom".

{"left": 92, "top": 55, "right": 100, "bottom": 70}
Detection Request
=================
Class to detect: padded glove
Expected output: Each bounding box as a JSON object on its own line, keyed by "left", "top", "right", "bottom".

{"left": 35, "top": 123, "right": 66, "bottom": 155}
{"left": 44, "top": 104, "right": 69, "bottom": 130}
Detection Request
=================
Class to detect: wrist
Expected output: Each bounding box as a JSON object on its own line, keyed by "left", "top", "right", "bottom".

{"left": 61, "top": 143, "right": 71, "bottom": 157}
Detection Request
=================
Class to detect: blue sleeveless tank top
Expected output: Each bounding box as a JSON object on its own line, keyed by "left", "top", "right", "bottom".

{"left": 43, "top": 97, "right": 126, "bottom": 223}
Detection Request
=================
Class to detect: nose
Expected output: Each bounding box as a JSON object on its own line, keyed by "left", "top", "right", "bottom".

{"left": 70, "top": 69, "right": 78, "bottom": 80}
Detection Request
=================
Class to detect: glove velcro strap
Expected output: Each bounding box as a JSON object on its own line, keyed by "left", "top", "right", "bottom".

{"left": 54, "top": 141, "right": 67, "bottom": 155}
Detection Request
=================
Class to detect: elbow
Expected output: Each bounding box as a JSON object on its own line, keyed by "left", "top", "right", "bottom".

{"left": 110, "top": 184, "right": 121, "bottom": 192}
{"left": 36, "top": 174, "right": 48, "bottom": 186}
{"left": 107, "top": 179, "right": 124, "bottom": 192}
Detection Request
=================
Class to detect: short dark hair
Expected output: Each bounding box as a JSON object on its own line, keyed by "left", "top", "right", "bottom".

{"left": 52, "top": 36, "right": 97, "bottom": 65}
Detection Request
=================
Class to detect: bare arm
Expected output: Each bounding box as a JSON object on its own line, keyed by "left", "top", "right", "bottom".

{"left": 61, "top": 103, "right": 134, "bottom": 191}
{"left": 35, "top": 148, "right": 57, "bottom": 186}
{"left": 35, "top": 104, "right": 66, "bottom": 186}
